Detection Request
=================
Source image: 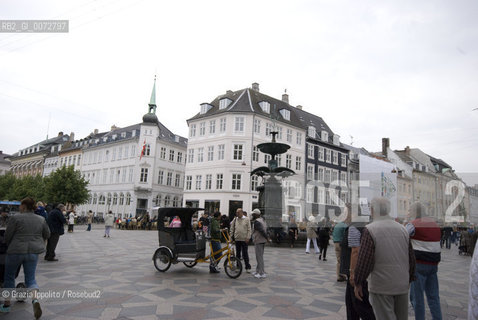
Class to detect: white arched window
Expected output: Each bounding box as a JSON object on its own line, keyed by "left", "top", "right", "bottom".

{"left": 99, "top": 194, "right": 105, "bottom": 205}
{"left": 126, "top": 193, "right": 131, "bottom": 205}
{"left": 172, "top": 196, "right": 178, "bottom": 207}
{"left": 154, "top": 194, "right": 162, "bottom": 206}
{"left": 107, "top": 193, "right": 112, "bottom": 205}
{"left": 93, "top": 193, "right": 98, "bottom": 205}
{"left": 119, "top": 193, "right": 124, "bottom": 205}
{"left": 113, "top": 193, "right": 118, "bottom": 205}
{"left": 164, "top": 195, "right": 171, "bottom": 206}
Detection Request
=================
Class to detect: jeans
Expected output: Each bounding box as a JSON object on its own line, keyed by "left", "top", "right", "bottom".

{"left": 211, "top": 240, "right": 222, "bottom": 262}
{"left": 4, "top": 254, "right": 39, "bottom": 290}
{"left": 345, "top": 280, "right": 376, "bottom": 320}
{"left": 86, "top": 224, "right": 91, "bottom": 231}
{"left": 410, "top": 263, "right": 442, "bottom": 320}
{"left": 235, "top": 241, "right": 251, "bottom": 269}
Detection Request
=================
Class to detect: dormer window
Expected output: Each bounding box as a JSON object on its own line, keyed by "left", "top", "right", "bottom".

{"left": 103, "top": 137, "right": 108, "bottom": 142}
{"left": 219, "top": 98, "right": 232, "bottom": 110}
{"left": 321, "top": 130, "right": 328, "bottom": 142}
{"left": 200, "top": 103, "right": 213, "bottom": 114}
{"left": 279, "top": 109, "right": 290, "bottom": 121}
{"left": 333, "top": 134, "right": 340, "bottom": 146}
{"left": 121, "top": 132, "right": 126, "bottom": 138}
{"left": 307, "top": 126, "right": 316, "bottom": 138}
{"left": 259, "top": 101, "right": 270, "bottom": 113}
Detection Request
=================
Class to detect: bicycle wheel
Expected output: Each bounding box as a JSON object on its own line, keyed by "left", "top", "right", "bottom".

{"left": 224, "top": 255, "right": 242, "bottom": 279}
{"left": 183, "top": 261, "right": 197, "bottom": 268}
{"left": 153, "top": 248, "right": 172, "bottom": 272}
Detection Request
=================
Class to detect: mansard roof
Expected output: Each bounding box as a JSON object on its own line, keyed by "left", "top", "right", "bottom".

{"left": 187, "top": 86, "right": 335, "bottom": 137}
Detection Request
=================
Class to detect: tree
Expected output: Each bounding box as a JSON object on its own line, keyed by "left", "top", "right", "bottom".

{"left": 0, "top": 173, "right": 16, "bottom": 200}
{"left": 10, "top": 174, "right": 45, "bottom": 201}
{"left": 44, "top": 166, "right": 89, "bottom": 206}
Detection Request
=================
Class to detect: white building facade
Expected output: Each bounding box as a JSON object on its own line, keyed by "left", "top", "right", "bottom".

{"left": 77, "top": 81, "right": 187, "bottom": 218}
{"left": 184, "top": 83, "right": 310, "bottom": 221}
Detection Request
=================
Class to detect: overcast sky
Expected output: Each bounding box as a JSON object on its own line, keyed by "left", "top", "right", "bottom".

{"left": 1, "top": 0, "right": 477, "bottom": 185}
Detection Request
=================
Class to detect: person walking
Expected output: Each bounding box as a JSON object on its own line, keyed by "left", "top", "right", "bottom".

{"left": 230, "top": 208, "right": 252, "bottom": 273}
{"left": 104, "top": 211, "right": 114, "bottom": 238}
{"left": 209, "top": 212, "right": 222, "bottom": 273}
{"left": 0, "top": 197, "right": 50, "bottom": 319}
{"left": 406, "top": 202, "right": 442, "bottom": 320}
{"left": 68, "top": 211, "right": 76, "bottom": 233}
{"left": 45, "top": 204, "right": 67, "bottom": 261}
{"left": 333, "top": 204, "right": 351, "bottom": 281}
{"left": 305, "top": 216, "right": 320, "bottom": 254}
{"left": 318, "top": 217, "right": 331, "bottom": 261}
{"left": 251, "top": 209, "right": 268, "bottom": 279}
{"left": 443, "top": 224, "right": 453, "bottom": 250}
{"left": 86, "top": 210, "right": 93, "bottom": 231}
{"left": 34, "top": 202, "right": 48, "bottom": 220}
{"left": 354, "top": 197, "right": 416, "bottom": 320}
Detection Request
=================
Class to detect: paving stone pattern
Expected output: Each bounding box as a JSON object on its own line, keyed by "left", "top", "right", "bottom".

{"left": 1, "top": 226, "right": 470, "bottom": 320}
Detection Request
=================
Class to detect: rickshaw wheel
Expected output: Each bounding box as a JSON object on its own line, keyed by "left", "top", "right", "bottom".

{"left": 15, "top": 282, "right": 26, "bottom": 302}
{"left": 224, "top": 256, "right": 242, "bottom": 279}
{"left": 183, "top": 261, "right": 197, "bottom": 268}
{"left": 153, "top": 248, "right": 172, "bottom": 272}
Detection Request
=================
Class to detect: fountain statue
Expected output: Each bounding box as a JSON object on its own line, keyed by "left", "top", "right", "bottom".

{"left": 251, "top": 131, "right": 295, "bottom": 229}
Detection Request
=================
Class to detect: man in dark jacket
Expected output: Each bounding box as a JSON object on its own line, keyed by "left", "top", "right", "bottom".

{"left": 209, "top": 212, "right": 222, "bottom": 273}
{"left": 45, "top": 204, "right": 67, "bottom": 261}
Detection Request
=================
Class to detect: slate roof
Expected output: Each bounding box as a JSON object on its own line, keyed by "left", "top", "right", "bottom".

{"left": 187, "top": 87, "right": 335, "bottom": 139}
{"left": 11, "top": 134, "right": 70, "bottom": 160}
{"left": 0, "top": 152, "right": 10, "bottom": 165}
{"left": 428, "top": 155, "right": 452, "bottom": 169}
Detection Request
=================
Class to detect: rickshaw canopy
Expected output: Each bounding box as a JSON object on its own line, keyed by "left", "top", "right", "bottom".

{"left": 156, "top": 207, "right": 203, "bottom": 231}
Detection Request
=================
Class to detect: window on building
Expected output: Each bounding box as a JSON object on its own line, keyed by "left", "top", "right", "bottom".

{"left": 167, "top": 172, "right": 172, "bottom": 186}
{"left": 296, "top": 132, "right": 302, "bottom": 145}
{"left": 140, "top": 168, "right": 148, "bottom": 182}
{"left": 200, "top": 103, "right": 212, "bottom": 114}
{"left": 77, "top": 155, "right": 81, "bottom": 165}
{"left": 318, "top": 188, "right": 325, "bottom": 204}
{"left": 177, "top": 152, "right": 183, "bottom": 163}
{"left": 164, "top": 195, "right": 171, "bottom": 206}
{"left": 326, "top": 149, "right": 331, "bottom": 163}
{"left": 259, "top": 101, "right": 270, "bottom": 113}
{"left": 209, "top": 120, "right": 216, "bottom": 134}
{"left": 195, "top": 175, "right": 202, "bottom": 190}
{"left": 93, "top": 193, "right": 98, "bottom": 204}
{"left": 197, "top": 147, "right": 204, "bottom": 162}
{"left": 207, "top": 146, "right": 214, "bottom": 161}
{"left": 277, "top": 127, "right": 283, "bottom": 140}
{"left": 160, "top": 147, "right": 166, "bottom": 159}
{"left": 128, "top": 167, "right": 134, "bottom": 182}
{"left": 266, "top": 123, "right": 273, "bottom": 136}
{"left": 321, "top": 131, "right": 328, "bottom": 142}
{"left": 118, "top": 147, "right": 122, "bottom": 160}
{"left": 332, "top": 170, "right": 338, "bottom": 183}
{"left": 341, "top": 154, "right": 347, "bottom": 167}
{"left": 276, "top": 154, "right": 282, "bottom": 167}
{"left": 116, "top": 169, "right": 120, "bottom": 183}
{"left": 158, "top": 171, "right": 164, "bottom": 184}
{"left": 189, "top": 124, "right": 196, "bottom": 137}
{"left": 99, "top": 194, "right": 105, "bottom": 205}
{"left": 286, "top": 129, "right": 292, "bottom": 142}
{"left": 307, "top": 164, "right": 314, "bottom": 180}
{"left": 318, "top": 147, "right": 324, "bottom": 161}
{"left": 119, "top": 193, "right": 124, "bottom": 205}
{"left": 199, "top": 122, "right": 206, "bottom": 136}
{"left": 286, "top": 154, "right": 292, "bottom": 169}
{"left": 112, "top": 148, "right": 117, "bottom": 161}
{"left": 325, "top": 190, "right": 331, "bottom": 205}
{"left": 307, "top": 186, "right": 314, "bottom": 203}
{"left": 218, "top": 144, "right": 225, "bottom": 160}
{"left": 169, "top": 150, "right": 175, "bottom": 161}
{"left": 253, "top": 146, "right": 259, "bottom": 162}
{"left": 325, "top": 169, "right": 331, "bottom": 182}
{"left": 332, "top": 151, "right": 338, "bottom": 164}
{"left": 154, "top": 194, "right": 161, "bottom": 206}
{"left": 186, "top": 176, "right": 192, "bottom": 190}
{"left": 205, "top": 174, "right": 212, "bottom": 190}
{"left": 113, "top": 193, "right": 118, "bottom": 205}
{"left": 219, "top": 98, "right": 232, "bottom": 109}
{"left": 173, "top": 196, "right": 179, "bottom": 207}
{"left": 234, "top": 117, "right": 244, "bottom": 133}
{"left": 130, "top": 146, "right": 135, "bottom": 158}
{"left": 145, "top": 144, "right": 151, "bottom": 156}
{"left": 219, "top": 118, "right": 226, "bottom": 133}
{"left": 308, "top": 126, "right": 316, "bottom": 138}
{"left": 254, "top": 119, "right": 261, "bottom": 134}
{"left": 251, "top": 175, "right": 258, "bottom": 191}
{"left": 233, "top": 144, "right": 243, "bottom": 160}
{"left": 280, "top": 109, "right": 290, "bottom": 121}
{"left": 126, "top": 193, "right": 131, "bottom": 205}
{"left": 175, "top": 174, "right": 181, "bottom": 187}
{"left": 216, "top": 173, "right": 223, "bottom": 190}
{"left": 109, "top": 169, "right": 114, "bottom": 183}
{"left": 308, "top": 144, "right": 314, "bottom": 158}
{"left": 232, "top": 173, "right": 242, "bottom": 190}
{"left": 295, "top": 156, "right": 302, "bottom": 171}
{"left": 188, "top": 149, "right": 194, "bottom": 163}
{"left": 318, "top": 167, "right": 324, "bottom": 181}
{"left": 340, "top": 171, "right": 347, "bottom": 183}
{"left": 107, "top": 193, "right": 112, "bottom": 205}
{"left": 264, "top": 154, "right": 271, "bottom": 164}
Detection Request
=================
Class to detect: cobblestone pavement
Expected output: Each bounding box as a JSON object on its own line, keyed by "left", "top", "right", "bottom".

{"left": 1, "top": 226, "right": 471, "bottom": 320}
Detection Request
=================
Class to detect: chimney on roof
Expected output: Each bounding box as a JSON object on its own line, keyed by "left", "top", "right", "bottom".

{"left": 69, "top": 132, "right": 75, "bottom": 142}
{"left": 296, "top": 105, "right": 303, "bottom": 110}
{"left": 382, "top": 138, "right": 390, "bottom": 158}
{"left": 226, "top": 90, "right": 233, "bottom": 95}
{"left": 94, "top": 129, "right": 98, "bottom": 135}
{"left": 405, "top": 146, "right": 410, "bottom": 155}
{"left": 251, "top": 82, "right": 260, "bottom": 92}
{"left": 282, "top": 91, "right": 289, "bottom": 104}
{"left": 111, "top": 125, "right": 118, "bottom": 131}
{"left": 58, "top": 131, "right": 63, "bottom": 137}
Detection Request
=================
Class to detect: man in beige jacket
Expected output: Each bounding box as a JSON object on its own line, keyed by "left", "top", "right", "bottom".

{"left": 230, "top": 208, "right": 252, "bottom": 273}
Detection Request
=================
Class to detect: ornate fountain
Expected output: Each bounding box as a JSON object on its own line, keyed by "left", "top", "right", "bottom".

{"left": 251, "top": 131, "right": 295, "bottom": 228}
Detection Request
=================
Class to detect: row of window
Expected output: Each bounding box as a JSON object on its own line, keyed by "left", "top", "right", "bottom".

{"left": 306, "top": 164, "right": 347, "bottom": 184}
{"left": 185, "top": 173, "right": 250, "bottom": 191}
{"left": 157, "top": 170, "right": 183, "bottom": 188}
{"left": 84, "top": 144, "right": 136, "bottom": 166}
{"left": 189, "top": 118, "right": 303, "bottom": 145}
{"left": 306, "top": 186, "right": 348, "bottom": 205}
{"left": 84, "top": 166, "right": 135, "bottom": 185}
{"left": 88, "top": 192, "right": 132, "bottom": 206}
{"left": 153, "top": 194, "right": 182, "bottom": 207}
{"left": 307, "top": 144, "right": 347, "bottom": 167}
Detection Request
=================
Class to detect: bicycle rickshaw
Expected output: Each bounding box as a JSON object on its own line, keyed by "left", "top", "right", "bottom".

{"left": 152, "top": 207, "right": 242, "bottom": 278}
